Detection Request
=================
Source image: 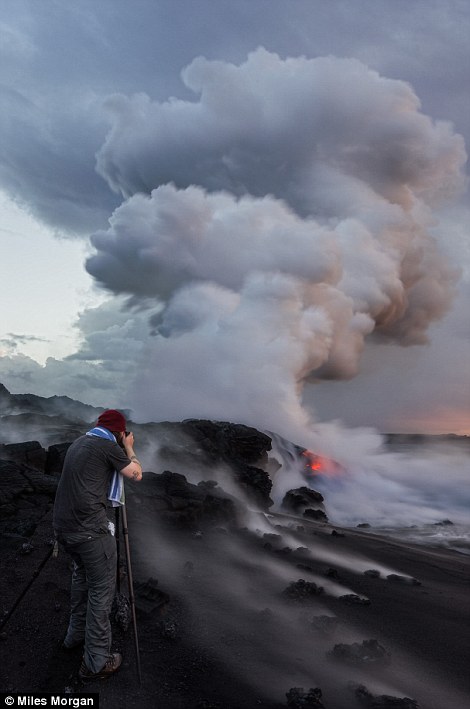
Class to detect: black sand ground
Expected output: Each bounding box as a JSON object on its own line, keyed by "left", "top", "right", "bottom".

{"left": 1, "top": 505, "right": 469, "bottom": 709}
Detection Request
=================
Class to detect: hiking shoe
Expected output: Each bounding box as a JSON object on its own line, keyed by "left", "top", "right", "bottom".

{"left": 79, "top": 653, "right": 122, "bottom": 680}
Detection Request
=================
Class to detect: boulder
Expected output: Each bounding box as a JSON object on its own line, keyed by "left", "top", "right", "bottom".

{"left": 350, "top": 683, "right": 419, "bottom": 708}
{"left": 307, "top": 615, "right": 339, "bottom": 635}
{"left": 282, "top": 579, "right": 324, "bottom": 602}
{"left": 129, "top": 471, "right": 240, "bottom": 530}
{"left": 0, "top": 441, "right": 47, "bottom": 472}
{"left": 181, "top": 419, "right": 272, "bottom": 464}
{"left": 232, "top": 463, "right": 273, "bottom": 509}
{"left": 180, "top": 420, "right": 274, "bottom": 509}
{"left": 286, "top": 687, "right": 324, "bottom": 708}
{"left": 0, "top": 459, "right": 58, "bottom": 537}
{"left": 303, "top": 508, "right": 328, "bottom": 521}
{"left": 330, "top": 639, "right": 391, "bottom": 666}
{"left": 281, "top": 487, "right": 327, "bottom": 522}
{"left": 281, "top": 487, "right": 324, "bottom": 513}
{"left": 364, "top": 569, "right": 381, "bottom": 578}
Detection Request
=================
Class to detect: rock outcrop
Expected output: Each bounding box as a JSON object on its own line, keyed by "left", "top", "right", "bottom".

{"left": 281, "top": 486, "right": 327, "bottom": 521}
{"left": 0, "top": 459, "right": 58, "bottom": 537}
{"left": 129, "top": 470, "right": 240, "bottom": 530}
{"left": 180, "top": 419, "right": 274, "bottom": 509}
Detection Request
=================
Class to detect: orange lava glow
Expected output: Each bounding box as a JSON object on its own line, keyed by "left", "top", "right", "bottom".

{"left": 301, "top": 450, "right": 346, "bottom": 478}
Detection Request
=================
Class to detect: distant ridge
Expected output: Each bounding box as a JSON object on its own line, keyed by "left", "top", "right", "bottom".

{"left": 0, "top": 382, "right": 104, "bottom": 422}
{"left": 0, "top": 383, "right": 468, "bottom": 443}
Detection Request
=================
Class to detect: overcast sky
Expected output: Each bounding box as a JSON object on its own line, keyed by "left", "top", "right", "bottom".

{"left": 0, "top": 0, "right": 469, "bottom": 439}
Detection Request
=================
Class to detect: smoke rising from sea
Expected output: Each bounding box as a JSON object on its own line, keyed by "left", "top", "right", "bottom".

{"left": 269, "top": 431, "right": 470, "bottom": 555}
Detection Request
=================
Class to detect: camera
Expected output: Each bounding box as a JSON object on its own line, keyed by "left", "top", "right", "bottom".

{"left": 118, "top": 431, "right": 131, "bottom": 449}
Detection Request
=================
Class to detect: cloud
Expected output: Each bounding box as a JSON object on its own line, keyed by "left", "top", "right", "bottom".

{"left": 0, "top": 7, "right": 468, "bottom": 436}
{"left": 0, "top": 3, "right": 468, "bottom": 237}
{"left": 82, "top": 51, "right": 467, "bottom": 435}
{"left": 0, "top": 333, "right": 50, "bottom": 346}
{"left": 96, "top": 49, "right": 466, "bottom": 215}
{"left": 0, "top": 297, "right": 158, "bottom": 408}
{"left": 0, "top": 85, "right": 119, "bottom": 234}
{"left": 310, "top": 278, "right": 470, "bottom": 434}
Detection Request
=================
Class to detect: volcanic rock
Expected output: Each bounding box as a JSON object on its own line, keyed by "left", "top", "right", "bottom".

{"left": 296, "top": 563, "right": 314, "bottom": 573}
{"left": 330, "top": 639, "right": 391, "bottom": 666}
{"left": 128, "top": 470, "right": 240, "bottom": 530}
{"left": 234, "top": 463, "right": 273, "bottom": 508}
{"left": 364, "top": 569, "right": 381, "bottom": 578}
{"left": 286, "top": 687, "right": 325, "bottom": 708}
{"left": 263, "top": 532, "right": 282, "bottom": 544}
{"left": 180, "top": 419, "right": 274, "bottom": 508}
{"left": 324, "top": 568, "right": 340, "bottom": 579}
{"left": 281, "top": 486, "right": 324, "bottom": 513}
{"left": 160, "top": 620, "right": 179, "bottom": 639}
{"left": 351, "top": 683, "right": 419, "bottom": 708}
{"left": 0, "top": 382, "right": 102, "bottom": 421}
{"left": 303, "top": 508, "right": 328, "bottom": 521}
{"left": 0, "top": 441, "right": 47, "bottom": 470}
{"left": 112, "top": 593, "right": 131, "bottom": 632}
{"left": 276, "top": 546, "right": 293, "bottom": 555}
{"left": 0, "top": 459, "right": 58, "bottom": 538}
{"left": 307, "top": 615, "right": 339, "bottom": 635}
{"left": 181, "top": 419, "right": 271, "bottom": 464}
{"left": 282, "top": 579, "right": 324, "bottom": 602}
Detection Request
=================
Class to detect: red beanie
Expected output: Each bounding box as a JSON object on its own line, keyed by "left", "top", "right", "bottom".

{"left": 97, "top": 409, "right": 127, "bottom": 433}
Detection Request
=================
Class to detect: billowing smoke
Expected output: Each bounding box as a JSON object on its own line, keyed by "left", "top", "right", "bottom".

{"left": 86, "top": 49, "right": 466, "bottom": 436}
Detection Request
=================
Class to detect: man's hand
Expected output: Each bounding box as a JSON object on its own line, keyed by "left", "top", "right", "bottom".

{"left": 123, "top": 431, "right": 135, "bottom": 453}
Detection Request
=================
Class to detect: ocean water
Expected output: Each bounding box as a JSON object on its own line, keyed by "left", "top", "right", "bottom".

{"left": 354, "top": 521, "right": 470, "bottom": 556}
{"left": 271, "top": 434, "right": 470, "bottom": 555}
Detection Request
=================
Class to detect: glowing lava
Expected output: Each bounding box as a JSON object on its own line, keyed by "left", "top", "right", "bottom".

{"left": 301, "top": 450, "right": 346, "bottom": 479}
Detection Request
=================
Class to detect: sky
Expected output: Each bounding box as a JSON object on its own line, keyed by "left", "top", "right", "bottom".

{"left": 0, "top": 0, "right": 469, "bottom": 439}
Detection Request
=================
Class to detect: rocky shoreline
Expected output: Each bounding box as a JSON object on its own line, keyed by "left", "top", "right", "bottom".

{"left": 0, "top": 386, "right": 469, "bottom": 708}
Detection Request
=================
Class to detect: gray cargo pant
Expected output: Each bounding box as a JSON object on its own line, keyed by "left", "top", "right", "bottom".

{"left": 59, "top": 530, "right": 116, "bottom": 673}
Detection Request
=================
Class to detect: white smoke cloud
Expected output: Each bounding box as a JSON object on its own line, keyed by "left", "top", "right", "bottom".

{"left": 84, "top": 50, "right": 467, "bottom": 435}
{"left": 96, "top": 49, "right": 466, "bottom": 213}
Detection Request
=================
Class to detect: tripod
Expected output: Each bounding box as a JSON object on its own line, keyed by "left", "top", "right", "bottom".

{"left": 115, "top": 503, "right": 142, "bottom": 685}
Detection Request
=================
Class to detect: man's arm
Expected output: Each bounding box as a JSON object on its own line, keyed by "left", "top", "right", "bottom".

{"left": 120, "top": 432, "right": 143, "bottom": 481}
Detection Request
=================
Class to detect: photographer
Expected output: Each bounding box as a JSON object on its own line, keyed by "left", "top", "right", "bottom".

{"left": 53, "top": 409, "right": 142, "bottom": 680}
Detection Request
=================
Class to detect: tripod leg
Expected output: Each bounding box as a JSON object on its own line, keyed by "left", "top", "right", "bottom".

{"left": 121, "top": 503, "right": 142, "bottom": 685}
{"left": 115, "top": 507, "right": 121, "bottom": 594}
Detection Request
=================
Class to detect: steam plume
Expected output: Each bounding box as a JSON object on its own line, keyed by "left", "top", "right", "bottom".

{"left": 86, "top": 50, "right": 466, "bottom": 433}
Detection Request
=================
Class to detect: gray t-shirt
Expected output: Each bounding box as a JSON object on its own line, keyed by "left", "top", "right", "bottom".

{"left": 53, "top": 434, "right": 131, "bottom": 535}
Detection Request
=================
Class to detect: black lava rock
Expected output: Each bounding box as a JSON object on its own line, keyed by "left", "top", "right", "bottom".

{"left": 282, "top": 579, "right": 324, "bottom": 602}
{"left": 351, "top": 682, "right": 419, "bottom": 708}
{"left": 286, "top": 687, "right": 324, "bottom": 708}
{"left": 330, "top": 639, "right": 391, "bottom": 666}
{"left": 281, "top": 487, "right": 324, "bottom": 513}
